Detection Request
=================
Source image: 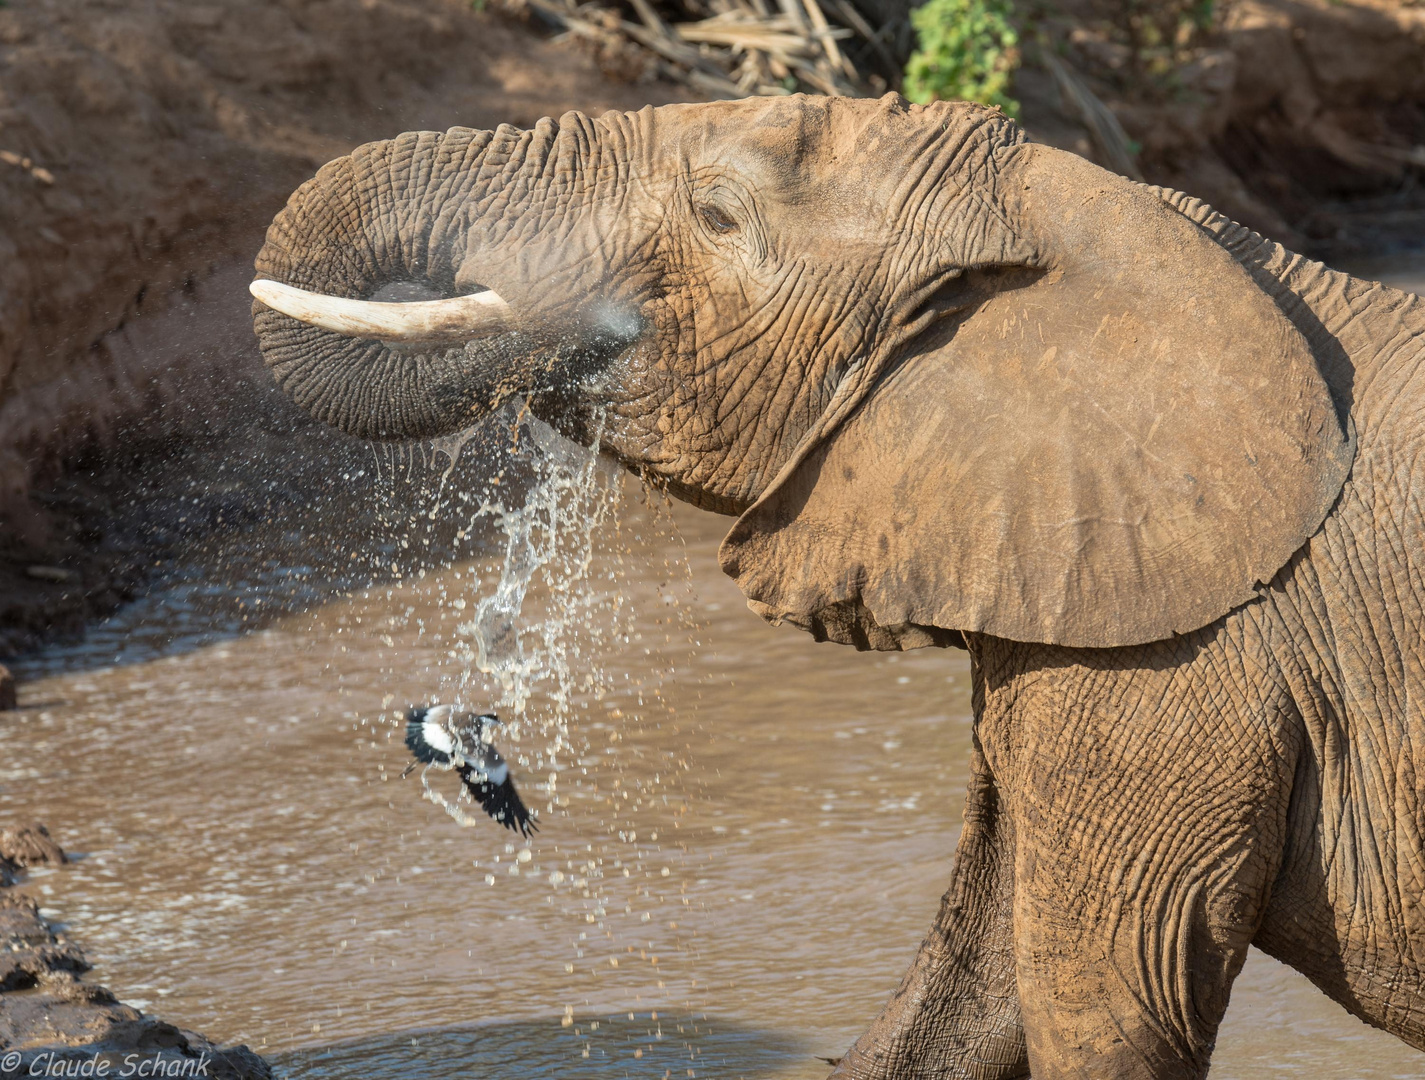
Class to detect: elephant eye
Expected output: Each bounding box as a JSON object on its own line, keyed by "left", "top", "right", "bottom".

{"left": 697, "top": 203, "right": 739, "bottom": 235}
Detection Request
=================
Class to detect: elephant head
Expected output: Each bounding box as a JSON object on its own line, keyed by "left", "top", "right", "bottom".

{"left": 252, "top": 94, "right": 1353, "bottom": 652}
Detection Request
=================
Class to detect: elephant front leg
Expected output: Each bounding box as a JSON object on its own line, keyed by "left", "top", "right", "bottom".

{"left": 832, "top": 737, "right": 1029, "bottom": 1080}
{"left": 985, "top": 635, "right": 1299, "bottom": 1080}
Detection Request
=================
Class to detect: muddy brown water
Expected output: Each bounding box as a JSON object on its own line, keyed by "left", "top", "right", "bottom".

{"left": 4, "top": 261, "right": 1424, "bottom": 1079}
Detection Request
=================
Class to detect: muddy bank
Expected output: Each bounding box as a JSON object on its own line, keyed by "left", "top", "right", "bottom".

{"left": 0, "top": 825, "right": 270, "bottom": 1079}
{"left": 0, "top": 0, "right": 697, "bottom": 519}
{"left": 0, "top": 0, "right": 699, "bottom": 656}
{"left": 0, "top": 374, "right": 544, "bottom": 658}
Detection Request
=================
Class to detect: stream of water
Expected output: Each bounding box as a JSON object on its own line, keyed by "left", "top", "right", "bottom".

{"left": 2, "top": 260, "right": 1423, "bottom": 1078}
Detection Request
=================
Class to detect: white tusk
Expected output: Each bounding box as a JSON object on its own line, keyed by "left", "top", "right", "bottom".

{"left": 250, "top": 279, "right": 513, "bottom": 343}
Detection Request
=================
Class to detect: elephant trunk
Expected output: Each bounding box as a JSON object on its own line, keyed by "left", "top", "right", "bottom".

{"left": 251, "top": 123, "right": 572, "bottom": 441}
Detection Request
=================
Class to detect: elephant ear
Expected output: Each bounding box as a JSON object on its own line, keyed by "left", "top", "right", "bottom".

{"left": 719, "top": 145, "right": 1354, "bottom": 650}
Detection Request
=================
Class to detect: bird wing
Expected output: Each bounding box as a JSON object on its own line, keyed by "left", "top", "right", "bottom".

{"left": 404, "top": 707, "right": 456, "bottom": 765}
{"left": 459, "top": 765, "right": 538, "bottom": 837}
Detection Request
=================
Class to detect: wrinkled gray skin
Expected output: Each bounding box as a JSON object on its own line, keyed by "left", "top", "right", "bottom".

{"left": 252, "top": 95, "right": 1425, "bottom": 1078}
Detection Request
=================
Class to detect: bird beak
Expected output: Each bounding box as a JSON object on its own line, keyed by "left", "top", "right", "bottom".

{"left": 400, "top": 762, "right": 417, "bottom": 779}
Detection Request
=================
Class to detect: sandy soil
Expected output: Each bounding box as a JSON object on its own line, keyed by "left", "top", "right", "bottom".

{"left": 0, "top": 0, "right": 697, "bottom": 519}
{"left": 1019, "top": 0, "right": 1425, "bottom": 252}
{"left": 0, "top": 0, "right": 700, "bottom": 656}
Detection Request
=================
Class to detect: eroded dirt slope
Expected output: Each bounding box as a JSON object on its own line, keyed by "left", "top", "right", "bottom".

{"left": 0, "top": 0, "right": 699, "bottom": 653}
{"left": 0, "top": 0, "right": 694, "bottom": 519}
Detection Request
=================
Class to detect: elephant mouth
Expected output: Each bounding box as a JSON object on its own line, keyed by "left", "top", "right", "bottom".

{"left": 250, "top": 274, "right": 647, "bottom": 442}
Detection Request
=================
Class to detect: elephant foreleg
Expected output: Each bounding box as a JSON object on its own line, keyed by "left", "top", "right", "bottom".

{"left": 984, "top": 631, "right": 1300, "bottom": 1080}
{"left": 832, "top": 736, "right": 1029, "bottom": 1080}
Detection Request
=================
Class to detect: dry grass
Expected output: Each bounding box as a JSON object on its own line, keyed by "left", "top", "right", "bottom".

{"left": 513, "top": 0, "right": 895, "bottom": 98}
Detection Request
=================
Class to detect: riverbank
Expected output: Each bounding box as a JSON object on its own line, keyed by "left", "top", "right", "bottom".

{"left": 0, "top": 825, "right": 271, "bottom": 1079}
{"left": 0, "top": 0, "right": 698, "bottom": 659}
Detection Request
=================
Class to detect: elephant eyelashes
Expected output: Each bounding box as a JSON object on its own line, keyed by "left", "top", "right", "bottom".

{"left": 697, "top": 203, "right": 739, "bottom": 235}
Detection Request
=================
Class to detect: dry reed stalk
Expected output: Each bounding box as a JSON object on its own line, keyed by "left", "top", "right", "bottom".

{"left": 516, "top": 0, "right": 881, "bottom": 99}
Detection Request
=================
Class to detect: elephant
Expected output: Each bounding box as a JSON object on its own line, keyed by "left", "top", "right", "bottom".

{"left": 247, "top": 94, "right": 1425, "bottom": 1078}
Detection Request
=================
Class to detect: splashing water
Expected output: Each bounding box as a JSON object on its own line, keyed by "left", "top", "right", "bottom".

{"left": 397, "top": 407, "right": 721, "bottom": 1052}
{"left": 414, "top": 407, "right": 631, "bottom": 829}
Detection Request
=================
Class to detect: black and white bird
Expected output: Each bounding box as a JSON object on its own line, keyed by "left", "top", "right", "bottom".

{"left": 403, "top": 705, "right": 537, "bottom": 837}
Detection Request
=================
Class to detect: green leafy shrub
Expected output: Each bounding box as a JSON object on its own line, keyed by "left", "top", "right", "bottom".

{"left": 903, "top": 0, "right": 1020, "bottom": 116}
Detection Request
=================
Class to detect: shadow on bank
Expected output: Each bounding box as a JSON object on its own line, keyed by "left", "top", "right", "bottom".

{"left": 4, "top": 390, "right": 561, "bottom": 683}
